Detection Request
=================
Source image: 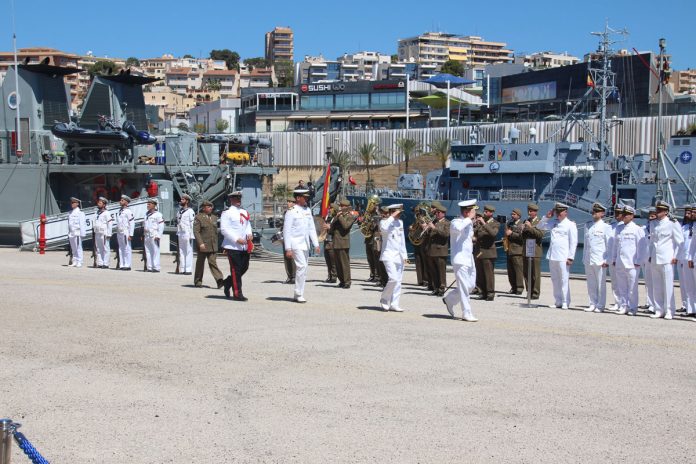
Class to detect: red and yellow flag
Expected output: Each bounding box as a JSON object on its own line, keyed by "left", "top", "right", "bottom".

{"left": 320, "top": 163, "right": 332, "bottom": 218}
{"left": 587, "top": 73, "right": 595, "bottom": 88}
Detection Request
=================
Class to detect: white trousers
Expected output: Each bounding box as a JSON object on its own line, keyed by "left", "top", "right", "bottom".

{"left": 549, "top": 260, "right": 571, "bottom": 306}
{"left": 380, "top": 259, "right": 404, "bottom": 309}
{"left": 586, "top": 264, "right": 607, "bottom": 308}
{"left": 650, "top": 263, "right": 675, "bottom": 317}
{"left": 642, "top": 264, "right": 654, "bottom": 308}
{"left": 615, "top": 266, "right": 639, "bottom": 310}
{"left": 679, "top": 261, "right": 696, "bottom": 314}
{"left": 117, "top": 234, "right": 132, "bottom": 268}
{"left": 69, "top": 236, "right": 83, "bottom": 265}
{"left": 178, "top": 237, "right": 194, "bottom": 273}
{"left": 144, "top": 236, "right": 161, "bottom": 271}
{"left": 95, "top": 233, "right": 110, "bottom": 266}
{"left": 292, "top": 249, "right": 309, "bottom": 298}
{"left": 444, "top": 264, "right": 476, "bottom": 319}
{"left": 609, "top": 266, "right": 620, "bottom": 305}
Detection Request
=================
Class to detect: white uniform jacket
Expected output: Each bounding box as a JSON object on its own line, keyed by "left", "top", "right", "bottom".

{"left": 93, "top": 209, "right": 113, "bottom": 236}
{"left": 177, "top": 207, "right": 196, "bottom": 239}
{"left": 678, "top": 223, "right": 693, "bottom": 261}
{"left": 612, "top": 221, "right": 645, "bottom": 268}
{"left": 379, "top": 217, "right": 407, "bottom": 263}
{"left": 117, "top": 207, "right": 135, "bottom": 237}
{"left": 538, "top": 216, "right": 578, "bottom": 261}
{"left": 450, "top": 216, "right": 475, "bottom": 267}
{"left": 282, "top": 205, "right": 319, "bottom": 251}
{"left": 649, "top": 217, "right": 684, "bottom": 265}
{"left": 68, "top": 208, "right": 87, "bottom": 238}
{"left": 143, "top": 210, "right": 164, "bottom": 239}
{"left": 583, "top": 220, "right": 611, "bottom": 266}
{"left": 221, "top": 205, "right": 253, "bottom": 251}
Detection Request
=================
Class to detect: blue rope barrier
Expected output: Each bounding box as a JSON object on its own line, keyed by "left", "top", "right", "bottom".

{"left": 13, "top": 431, "right": 50, "bottom": 464}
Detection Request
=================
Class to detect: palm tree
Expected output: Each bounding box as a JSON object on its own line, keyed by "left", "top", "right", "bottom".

{"left": 395, "top": 138, "right": 421, "bottom": 174}
{"left": 429, "top": 138, "right": 451, "bottom": 169}
{"left": 355, "top": 143, "right": 383, "bottom": 189}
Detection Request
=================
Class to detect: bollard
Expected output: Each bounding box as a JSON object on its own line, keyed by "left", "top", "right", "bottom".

{"left": 1, "top": 419, "right": 18, "bottom": 464}
{"left": 39, "top": 214, "right": 47, "bottom": 255}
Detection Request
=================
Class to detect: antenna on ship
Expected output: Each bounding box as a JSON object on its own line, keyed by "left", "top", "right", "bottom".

{"left": 11, "top": 0, "right": 22, "bottom": 163}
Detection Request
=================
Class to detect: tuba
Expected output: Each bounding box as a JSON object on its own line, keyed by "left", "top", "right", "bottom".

{"left": 359, "top": 194, "right": 381, "bottom": 239}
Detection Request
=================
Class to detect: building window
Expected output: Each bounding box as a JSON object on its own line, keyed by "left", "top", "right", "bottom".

{"left": 300, "top": 94, "right": 333, "bottom": 110}
{"left": 371, "top": 92, "right": 405, "bottom": 109}
{"left": 335, "top": 93, "right": 369, "bottom": 110}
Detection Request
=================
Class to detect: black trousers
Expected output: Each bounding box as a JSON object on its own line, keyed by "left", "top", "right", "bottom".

{"left": 226, "top": 250, "right": 250, "bottom": 298}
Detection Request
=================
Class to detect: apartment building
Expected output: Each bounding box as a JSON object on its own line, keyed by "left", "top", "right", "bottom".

{"left": 338, "top": 51, "right": 391, "bottom": 80}
{"left": 265, "top": 26, "right": 294, "bottom": 63}
{"left": 202, "top": 69, "right": 239, "bottom": 98}
{"left": 239, "top": 67, "right": 277, "bottom": 89}
{"left": 397, "top": 32, "right": 513, "bottom": 69}
{"left": 672, "top": 69, "right": 696, "bottom": 94}
{"left": 514, "top": 51, "right": 579, "bottom": 69}
{"left": 144, "top": 86, "right": 195, "bottom": 121}
{"left": 296, "top": 54, "right": 437, "bottom": 84}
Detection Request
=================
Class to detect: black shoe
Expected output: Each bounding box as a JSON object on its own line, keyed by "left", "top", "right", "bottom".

{"left": 486, "top": 296, "right": 495, "bottom": 301}
{"left": 531, "top": 296, "right": 539, "bottom": 300}
{"left": 508, "top": 289, "right": 517, "bottom": 294}
{"left": 152, "top": 270, "right": 160, "bottom": 273}
{"left": 367, "top": 276, "right": 375, "bottom": 282}
{"left": 471, "top": 288, "right": 480, "bottom": 295}
{"left": 232, "top": 295, "right": 248, "bottom": 302}
{"left": 337, "top": 283, "right": 345, "bottom": 288}
{"left": 183, "top": 272, "right": 192, "bottom": 275}
{"left": 324, "top": 278, "right": 337, "bottom": 283}
{"left": 122, "top": 267, "right": 131, "bottom": 271}
{"left": 288, "top": 278, "right": 295, "bottom": 284}
{"left": 194, "top": 283, "right": 203, "bottom": 288}
{"left": 430, "top": 290, "right": 439, "bottom": 296}
{"left": 515, "top": 291, "right": 524, "bottom": 295}
{"left": 223, "top": 276, "right": 232, "bottom": 298}
{"left": 343, "top": 284, "right": 351, "bottom": 289}
{"left": 216, "top": 279, "right": 224, "bottom": 289}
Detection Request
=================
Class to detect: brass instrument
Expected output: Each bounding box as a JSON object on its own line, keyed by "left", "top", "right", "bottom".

{"left": 503, "top": 219, "right": 514, "bottom": 252}
{"left": 359, "top": 194, "right": 381, "bottom": 239}
{"left": 408, "top": 202, "right": 434, "bottom": 246}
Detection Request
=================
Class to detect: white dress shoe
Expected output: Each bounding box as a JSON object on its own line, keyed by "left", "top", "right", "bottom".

{"left": 294, "top": 296, "right": 306, "bottom": 303}
{"left": 380, "top": 301, "right": 390, "bottom": 311}
{"left": 594, "top": 307, "right": 605, "bottom": 313}
{"left": 649, "top": 312, "right": 663, "bottom": 319}
{"left": 443, "top": 297, "right": 454, "bottom": 317}
{"left": 585, "top": 305, "right": 596, "bottom": 312}
{"left": 608, "top": 304, "right": 619, "bottom": 311}
{"left": 463, "top": 315, "right": 478, "bottom": 322}
{"left": 390, "top": 307, "right": 405, "bottom": 312}
{"left": 617, "top": 306, "right": 627, "bottom": 315}
{"left": 548, "top": 304, "right": 560, "bottom": 309}
{"left": 561, "top": 304, "right": 569, "bottom": 310}
{"left": 664, "top": 313, "right": 673, "bottom": 320}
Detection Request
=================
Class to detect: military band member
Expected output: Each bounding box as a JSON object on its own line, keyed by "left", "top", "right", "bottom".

{"left": 678, "top": 205, "right": 694, "bottom": 315}
{"left": 425, "top": 203, "right": 450, "bottom": 297}
{"left": 475, "top": 204, "right": 500, "bottom": 301}
{"left": 521, "top": 203, "right": 544, "bottom": 299}
{"left": 410, "top": 204, "right": 430, "bottom": 287}
{"left": 193, "top": 200, "right": 224, "bottom": 288}
{"left": 67, "top": 197, "right": 87, "bottom": 268}
{"left": 177, "top": 194, "right": 196, "bottom": 275}
{"left": 538, "top": 202, "right": 578, "bottom": 309}
{"left": 322, "top": 203, "right": 338, "bottom": 284}
{"left": 582, "top": 203, "right": 611, "bottom": 312}
{"left": 143, "top": 198, "right": 165, "bottom": 272}
{"left": 505, "top": 208, "right": 525, "bottom": 295}
{"left": 363, "top": 207, "right": 378, "bottom": 283}
{"left": 374, "top": 206, "right": 389, "bottom": 287}
{"left": 611, "top": 206, "right": 645, "bottom": 315}
{"left": 330, "top": 199, "right": 356, "bottom": 289}
{"left": 221, "top": 191, "right": 253, "bottom": 301}
{"left": 283, "top": 189, "right": 320, "bottom": 303}
{"left": 283, "top": 198, "right": 298, "bottom": 284}
{"left": 379, "top": 204, "right": 407, "bottom": 312}
{"left": 93, "top": 197, "right": 113, "bottom": 269}
{"left": 443, "top": 200, "right": 479, "bottom": 322}
{"left": 685, "top": 206, "right": 696, "bottom": 317}
{"left": 648, "top": 201, "right": 684, "bottom": 319}
{"left": 116, "top": 195, "right": 135, "bottom": 270}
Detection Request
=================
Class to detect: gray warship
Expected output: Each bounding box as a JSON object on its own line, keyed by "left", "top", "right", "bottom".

{"left": 0, "top": 60, "right": 277, "bottom": 246}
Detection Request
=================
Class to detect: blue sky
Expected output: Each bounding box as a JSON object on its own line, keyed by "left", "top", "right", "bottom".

{"left": 4, "top": 0, "right": 694, "bottom": 70}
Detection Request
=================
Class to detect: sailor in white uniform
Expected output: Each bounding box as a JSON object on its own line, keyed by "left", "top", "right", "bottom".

{"left": 283, "top": 189, "right": 320, "bottom": 303}
{"left": 220, "top": 191, "right": 253, "bottom": 301}
{"left": 686, "top": 205, "right": 696, "bottom": 318}
{"left": 648, "top": 201, "right": 684, "bottom": 319}
{"left": 641, "top": 207, "right": 657, "bottom": 312}
{"left": 678, "top": 205, "right": 695, "bottom": 316}
{"left": 378, "top": 204, "right": 408, "bottom": 312}
{"left": 611, "top": 206, "right": 645, "bottom": 315}
{"left": 67, "top": 197, "right": 87, "bottom": 267}
{"left": 607, "top": 204, "right": 625, "bottom": 310}
{"left": 582, "top": 202, "right": 611, "bottom": 312}
{"left": 176, "top": 194, "right": 196, "bottom": 275}
{"left": 143, "top": 198, "right": 165, "bottom": 272}
{"left": 116, "top": 195, "right": 135, "bottom": 270}
{"left": 443, "top": 199, "right": 479, "bottom": 322}
{"left": 93, "top": 196, "right": 113, "bottom": 268}
{"left": 538, "top": 202, "right": 578, "bottom": 309}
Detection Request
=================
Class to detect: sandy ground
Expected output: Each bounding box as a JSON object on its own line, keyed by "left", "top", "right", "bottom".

{"left": 1, "top": 248, "right": 695, "bottom": 464}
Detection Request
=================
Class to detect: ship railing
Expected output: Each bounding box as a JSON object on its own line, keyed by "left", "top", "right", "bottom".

{"left": 539, "top": 189, "right": 596, "bottom": 213}
{"left": 499, "top": 189, "right": 535, "bottom": 201}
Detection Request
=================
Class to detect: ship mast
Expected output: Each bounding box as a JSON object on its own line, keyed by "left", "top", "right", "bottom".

{"left": 11, "top": 0, "right": 22, "bottom": 162}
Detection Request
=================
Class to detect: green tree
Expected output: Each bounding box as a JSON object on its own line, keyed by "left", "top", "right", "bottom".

{"left": 177, "top": 122, "right": 190, "bottom": 132}
{"left": 395, "top": 138, "right": 421, "bottom": 174}
{"left": 205, "top": 79, "right": 222, "bottom": 91}
{"left": 440, "top": 60, "right": 464, "bottom": 77}
{"left": 87, "top": 60, "right": 119, "bottom": 77}
{"left": 215, "top": 118, "right": 229, "bottom": 133}
{"left": 355, "top": 143, "right": 384, "bottom": 189}
{"left": 183, "top": 54, "right": 194, "bottom": 59}
{"left": 210, "top": 49, "right": 240, "bottom": 70}
{"left": 244, "top": 57, "right": 270, "bottom": 70}
{"left": 275, "top": 60, "right": 295, "bottom": 87}
{"left": 390, "top": 54, "right": 398, "bottom": 63}
{"left": 193, "top": 123, "right": 206, "bottom": 134}
{"left": 428, "top": 138, "right": 451, "bottom": 169}
{"left": 125, "top": 57, "right": 140, "bottom": 67}
{"left": 272, "top": 183, "right": 290, "bottom": 201}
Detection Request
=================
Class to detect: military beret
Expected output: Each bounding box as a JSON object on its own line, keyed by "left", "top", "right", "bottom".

{"left": 512, "top": 208, "right": 522, "bottom": 216}
{"left": 339, "top": 199, "right": 351, "bottom": 207}
{"left": 201, "top": 200, "right": 213, "bottom": 207}
{"left": 483, "top": 204, "right": 496, "bottom": 213}
{"left": 527, "top": 203, "right": 539, "bottom": 211}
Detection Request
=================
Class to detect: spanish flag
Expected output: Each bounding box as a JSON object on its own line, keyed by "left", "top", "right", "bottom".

{"left": 320, "top": 163, "right": 332, "bottom": 218}
{"left": 587, "top": 73, "right": 595, "bottom": 88}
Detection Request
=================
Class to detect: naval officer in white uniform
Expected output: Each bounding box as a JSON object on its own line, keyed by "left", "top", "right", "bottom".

{"left": 116, "top": 195, "right": 135, "bottom": 270}
{"left": 648, "top": 201, "right": 684, "bottom": 320}
{"left": 538, "top": 202, "right": 578, "bottom": 309}
{"left": 176, "top": 194, "right": 196, "bottom": 275}
{"left": 67, "top": 197, "right": 87, "bottom": 267}
{"left": 678, "top": 205, "right": 695, "bottom": 316}
{"left": 283, "top": 189, "right": 320, "bottom": 303}
{"left": 93, "top": 196, "right": 113, "bottom": 269}
{"left": 443, "top": 199, "right": 479, "bottom": 322}
{"left": 582, "top": 202, "right": 611, "bottom": 312}
{"left": 220, "top": 191, "right": 253, "bottom": 301}
{"left": 378, "top": 204, "right": 408, "bottom": 312}
{"left": 611, "top": 206, "right": 645, "bottom": 315}
{"left": 143, "top": 198, "right": 165, "bottom": 272}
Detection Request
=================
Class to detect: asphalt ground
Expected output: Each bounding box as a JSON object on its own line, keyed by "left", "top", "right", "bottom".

{"left": 1, "top": 248, "right": 695, "bottom": 463}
